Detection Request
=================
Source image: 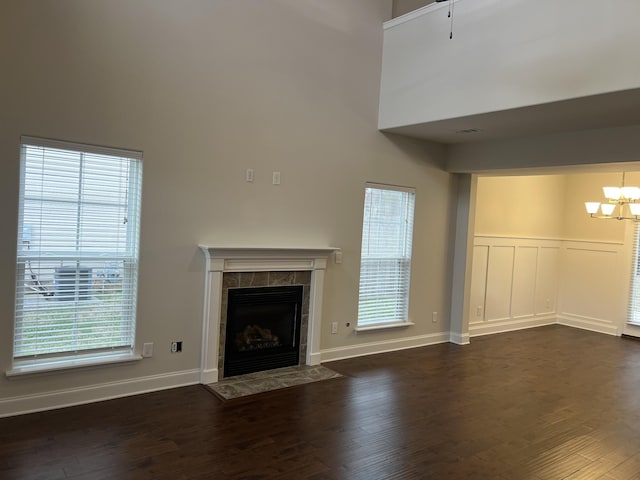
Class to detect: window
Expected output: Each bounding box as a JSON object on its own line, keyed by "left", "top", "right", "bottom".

{"left": 629, "top": 223, "right": 640, "bottom": 325}
{"left": 12, "top": 137, "right": 142, "bottom": 368}
{"left": 357, "top": 183, "right": 415, "bottom": 328}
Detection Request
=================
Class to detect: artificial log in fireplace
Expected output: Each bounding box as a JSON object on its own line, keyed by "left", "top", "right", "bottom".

{"left": 224, "top": 285, "right": 303, "bottom": 377}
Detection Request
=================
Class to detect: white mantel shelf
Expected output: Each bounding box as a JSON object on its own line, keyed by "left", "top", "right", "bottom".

{"left": 198, "top": 245, "right": 339, "bottom": 384}
{"left": 198, "top": 245, "right": 339, "bottom": 273}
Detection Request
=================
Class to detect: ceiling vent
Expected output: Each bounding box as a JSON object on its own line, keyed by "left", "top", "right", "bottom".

{"left": 455, "top": 128, "right": 482, "bottom": 134}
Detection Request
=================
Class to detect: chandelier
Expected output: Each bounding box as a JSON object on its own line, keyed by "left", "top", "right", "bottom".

{"left": 585, "top": 173, "right": 640, "bottom": 220}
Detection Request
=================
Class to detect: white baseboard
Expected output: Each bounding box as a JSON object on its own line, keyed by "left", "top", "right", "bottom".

{"left": 0, "top": 369, "right": 200, "bottom": 418}
{"left": 308, "top": 352, "right": 322, "bottom": 366}
{"left": 557, "top": 313, "right": 619, "bottom": 336}
{"left": 319, "top": 331, "right": 450, "bottom": 363}
{"left": 470, "top": 315, "right": 556, "bottom": 337}
{"left": 201, "top": 368, "right": 219, "bottom": 384}
{"left": 449, "top": 332, "right": 470, "bottom": 345}
{"left": 623, "top": 322, "right": 640, "bottom": 337}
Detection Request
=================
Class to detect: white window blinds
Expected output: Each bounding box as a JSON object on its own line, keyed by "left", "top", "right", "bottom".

{"left": 13, "top": 137, "right": 143, "bottom": 359}
{"left": 629, "top": 222, "right": 640, "bottom": 325}
{"left": 357, "top": 183, "right": 415, "bottom": 327}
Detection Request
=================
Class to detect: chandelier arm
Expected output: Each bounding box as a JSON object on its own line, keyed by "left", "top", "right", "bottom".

{"left": 589, "top": 214, "right": 640, "bottom": 221}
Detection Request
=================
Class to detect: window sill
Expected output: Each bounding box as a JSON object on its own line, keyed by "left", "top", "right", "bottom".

{"left": 6, "top": 351, "right": 142, "bottom": 378}
{"left": 355, "top": 321, "right": 414, "bottom": 333}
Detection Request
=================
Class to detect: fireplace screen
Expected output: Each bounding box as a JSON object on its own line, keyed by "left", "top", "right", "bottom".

{"left": 224, "top": 285, "right": 303, "bottom": 377}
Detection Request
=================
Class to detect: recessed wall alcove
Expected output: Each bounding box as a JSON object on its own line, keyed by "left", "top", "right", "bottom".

{"left": 198, "top": 246, "right": 337, "bottom": 384}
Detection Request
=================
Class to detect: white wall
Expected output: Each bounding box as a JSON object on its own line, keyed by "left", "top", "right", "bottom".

{"left": 471, "top": 173, "right": 636, "bottom": 337}
{"left": 0, "top": 0, "right": 456, "bottom": 416}
{"left": 379, "top": 0, "right": 640, "bottom": 130}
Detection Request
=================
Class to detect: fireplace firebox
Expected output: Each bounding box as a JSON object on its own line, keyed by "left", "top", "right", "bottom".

{"left": 224, "top": 285, "right": 303, "bottom": 377}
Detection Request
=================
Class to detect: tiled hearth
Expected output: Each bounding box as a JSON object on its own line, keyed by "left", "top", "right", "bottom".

{"left": 199, "top": 246, "right": 337, "bottom": 384}
{"left": 207, "top": 365, "right": 343, "bottom": 401}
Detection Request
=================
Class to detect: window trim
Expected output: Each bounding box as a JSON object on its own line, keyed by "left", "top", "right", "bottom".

{"left": 354, "top": 321, "right": 415, "bottom": 333}
{"left": 21, "top": 136, "right": 143, "bottom": 161}
{"left": 6, "top": 350, "right": 142, "bottom": 378}
{"left": 10, "top": 136, "right": 143, "bottom": 373}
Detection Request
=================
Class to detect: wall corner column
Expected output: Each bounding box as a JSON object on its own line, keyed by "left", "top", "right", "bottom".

{"left": 449, "top": 173, "right": 477, "bottom": 345}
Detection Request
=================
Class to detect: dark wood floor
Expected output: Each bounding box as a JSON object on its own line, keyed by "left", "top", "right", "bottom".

{"left": 2, "top": 325, "right": 640, "bottom": 479}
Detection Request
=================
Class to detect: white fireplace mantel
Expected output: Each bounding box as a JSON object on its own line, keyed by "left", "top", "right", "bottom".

{"left": 198, "top": 245, "right": 338, "bottom": 384}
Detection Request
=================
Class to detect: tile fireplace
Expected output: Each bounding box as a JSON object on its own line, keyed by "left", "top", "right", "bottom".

{"left": 199, "top": 246, "right": 337, "bottom": 384}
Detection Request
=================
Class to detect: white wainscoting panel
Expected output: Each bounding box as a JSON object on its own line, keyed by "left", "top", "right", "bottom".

{"left": 484, "top": 245, "right": 515, "bottom": 322}
{"left": 557, "top": 241, "right": 624, "bottom": 336}
{"left": 471, "top": 236, "right": 627, "bottom": 338}
{"left": 469, "top": 245, "right": 489, "bottom": 325}
{"left": 470, "top": 236, "right": 561, "bottom": 336}
{"left": 511, "top": 246, "right": 538, "bottom": 319}
{"left": 535, "top": 247, "right": 560, "bottom": 315}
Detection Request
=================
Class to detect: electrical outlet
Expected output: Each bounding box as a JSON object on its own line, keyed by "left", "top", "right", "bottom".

{"left": 545, "top": 298, "right": 551, "bottom": 309}
{"left": 142, "top": 342, "right": 154, "bottom": 358}
{"left": 331, "top": 322, "right": 338, "bottom": 334}
{"left": 476, "top": 305, "right": 483, "bottom": 317}
{"left": 171, "top": 341, "right": 183, "bottom": 353}
{"left": 432, "top": 312, "right": 438, "bottom": 323}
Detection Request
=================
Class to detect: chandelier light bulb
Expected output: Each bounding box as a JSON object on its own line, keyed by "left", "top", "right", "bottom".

{"left": 585, "top": 202, "right": 601, "bottom": 214}
{"left": 629, "top": 203, "right": 640, "bottom": 216}
{"left": 600, "top": 203, "right": 616, "bottom": 216}
{"left": 603, "top": 186, "right": 621, "bottom": 200}
{"left": 622, "top": 186, "right": 640, "bottom": 200}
